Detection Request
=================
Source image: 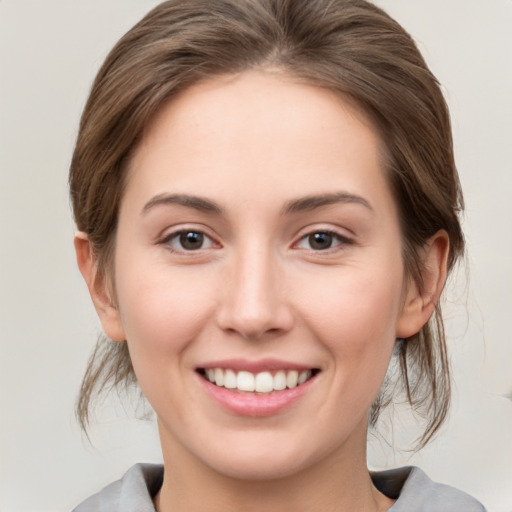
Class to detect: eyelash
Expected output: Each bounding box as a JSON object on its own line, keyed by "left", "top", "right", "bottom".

{"left": 159, "top": 228, "right": 352, "bottom": 254}
{"left": 159, "top": 229, "right": 218, "bottom": 253}
{"left": 294, "top": 230, "right": 353, "bottom": 252}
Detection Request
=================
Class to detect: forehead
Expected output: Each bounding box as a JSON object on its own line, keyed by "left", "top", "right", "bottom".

{"left": 125, "top": 70, "right": 392, "bottom": 215}
{"left": 138, "top": 70, "right": 380, "bottom": 154}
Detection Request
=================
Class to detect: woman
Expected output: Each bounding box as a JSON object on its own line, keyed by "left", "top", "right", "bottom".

{"left": 70, "top": 0, "right": 486, "bottom": 510}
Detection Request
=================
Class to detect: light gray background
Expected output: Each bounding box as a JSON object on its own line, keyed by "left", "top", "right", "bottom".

{"left": 0, "top": 1, "right": 511, "bottom": 511}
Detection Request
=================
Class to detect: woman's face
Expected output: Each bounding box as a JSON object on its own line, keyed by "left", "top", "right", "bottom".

{"left": 107, "top": 71, "right": 416, "bottom": 479}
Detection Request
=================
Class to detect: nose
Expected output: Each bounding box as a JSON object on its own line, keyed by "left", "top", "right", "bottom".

{"left": 216, "top": 245, "right": 293, "bottom": 341}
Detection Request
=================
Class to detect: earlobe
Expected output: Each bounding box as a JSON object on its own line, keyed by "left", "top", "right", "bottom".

{"left": 396, "top": 231, "right": 450, "bottom": 339}
{"left": 74, "top": 231, "right": 126, "bottom": 342}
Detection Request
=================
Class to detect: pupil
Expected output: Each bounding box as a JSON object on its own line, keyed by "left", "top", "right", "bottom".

{"left": 180, "top": 232, "right": 203, "bottom": 250}
{"left": 309, "top": 233, "right": 332, "bottom": 250}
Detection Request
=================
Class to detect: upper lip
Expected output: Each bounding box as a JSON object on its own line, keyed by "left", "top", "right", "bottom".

{"left": 197, "top": 358, "right": 318, "bottom": 373}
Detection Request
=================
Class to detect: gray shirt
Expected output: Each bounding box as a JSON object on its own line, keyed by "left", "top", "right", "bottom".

{"left": 72, "top": 463, "right": 486, "bottom": 511}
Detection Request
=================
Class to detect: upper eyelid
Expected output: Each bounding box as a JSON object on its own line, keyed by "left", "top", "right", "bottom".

{"left": 297, "top": 231, "right": 351, "bottom": 244}
{"left": 158, "top": 227, "right": 220, "bottom": 250}
{"left": 159, "top": 230, "right": 220, "bottom": 256}
{"left": 293, "top": 225, "right": 354, "bottom": 242}
{"left": 156, "top": 224, "right": 354, "bottom": 247}
{"left": 158, "top": 224, "right": 218, "bottom": 241}
{"left": 290, "top": 230, "right": 354, "bottom": 255}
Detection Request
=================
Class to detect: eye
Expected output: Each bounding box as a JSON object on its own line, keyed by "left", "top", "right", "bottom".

{"left": 162, "top": 230, "right": 216, "bottom": 252}
{"left": 296, "top": 231, "right": 348, "bottom": 251}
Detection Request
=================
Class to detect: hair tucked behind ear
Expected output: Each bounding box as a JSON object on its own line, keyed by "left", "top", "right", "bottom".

{"left": 70, "top": 0, "right": 464, "bottom": 447}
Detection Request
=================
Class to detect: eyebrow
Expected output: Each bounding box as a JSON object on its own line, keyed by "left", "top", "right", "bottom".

{"left": 142, "top": 193, "right": 223, "bottom": 215}
{"left": 141, "top": 191, "right": 373, "bottom": 217}
{"left": 281, "top": 192, "right": 374, "bottom": 215}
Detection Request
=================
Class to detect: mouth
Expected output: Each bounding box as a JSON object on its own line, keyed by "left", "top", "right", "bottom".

{"left": 197, "top": 367, "right": 320, "bottom": 395}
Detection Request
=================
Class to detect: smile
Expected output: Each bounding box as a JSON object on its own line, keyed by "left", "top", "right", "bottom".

{"left": 199, "top": 368, "right": 318, "bottom": 394}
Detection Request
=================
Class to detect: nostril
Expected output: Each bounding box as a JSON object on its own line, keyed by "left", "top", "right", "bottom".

{"left": 215, "top": 269, "right": 294, "bottom": 339}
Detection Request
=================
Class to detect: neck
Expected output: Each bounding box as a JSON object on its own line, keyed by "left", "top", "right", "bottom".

{"left": 154, "top": 420, "right": 394, "bottom": 512}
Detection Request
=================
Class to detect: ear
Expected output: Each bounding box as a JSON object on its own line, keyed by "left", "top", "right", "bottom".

{"left": 396, "top": 230, "right": 450, "bottom": 339}
{"left": 74, "top": 231, "right": 126, "bottom": 342}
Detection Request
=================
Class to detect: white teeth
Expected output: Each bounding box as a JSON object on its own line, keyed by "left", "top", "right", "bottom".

{"left": 237, "top": 371, "right": 255, "bottom": 391}
{"left": 203, "top": 368, "right": 315, "bottom": 393}
{"left": 298, "top": 370, "right": 311, "bottom": 385}
{"left": 214, "top": 368, "right": 224, "bottom": 386}
{"left": 286, "top": 370, "right": 298, "bottom": 389}
{"left": 255, "top": 371, "right": 274, "bottom": 393}
{"left": 224, "top": 369, "right": 237, "bottom": 389}
{"left": 273, "top": 370, "right": 287, "bottom": 391}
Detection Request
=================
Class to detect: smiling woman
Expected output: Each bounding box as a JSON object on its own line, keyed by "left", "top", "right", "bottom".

{"left": 68, "top": 1, "right": 485, "bottom": 511}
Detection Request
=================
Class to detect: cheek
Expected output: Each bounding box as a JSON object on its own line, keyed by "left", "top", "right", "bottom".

{"left": 304, "top": 267, "right": 403, "bottom": 341}
{"left": 114, "top": 262, "right": 216, "bottom": 375}
{"left": 297, "top": 264, "right": 404, "bottom": 393}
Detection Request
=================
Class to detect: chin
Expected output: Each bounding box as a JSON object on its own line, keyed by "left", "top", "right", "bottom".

{"left": 195, "top": 432, "right": 331, "bottom": 482}
{"left": 207, "top": 453, "right": 309, "bottom": 482}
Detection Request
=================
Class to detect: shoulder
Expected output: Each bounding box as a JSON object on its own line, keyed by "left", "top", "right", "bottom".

{"left": 71, "top": 463, "right": 164, "bottom": 512}
{"left": 371, "top": 466, "right": 487, "bottom": 512}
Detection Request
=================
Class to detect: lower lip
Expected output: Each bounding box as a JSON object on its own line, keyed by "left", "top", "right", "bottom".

{"left": 198, "top": 375, "right": 316, "bottom": 417}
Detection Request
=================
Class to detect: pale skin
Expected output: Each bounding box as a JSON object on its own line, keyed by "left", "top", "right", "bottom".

{"left": 75, "top": 70, "right": 449, "bottom": 512}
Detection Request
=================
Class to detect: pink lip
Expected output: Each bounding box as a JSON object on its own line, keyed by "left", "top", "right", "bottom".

{"left": 196, "top": 369, "right": 317, "bottom": 418}
{"left": 198, "top": 358, "right": 314, "bottom": 373}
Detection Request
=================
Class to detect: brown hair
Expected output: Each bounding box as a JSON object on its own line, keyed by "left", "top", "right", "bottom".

{"left": 70, "top": 0, "right": 464, "bottom": 447}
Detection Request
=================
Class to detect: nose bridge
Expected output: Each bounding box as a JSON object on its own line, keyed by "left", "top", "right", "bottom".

{"left": 218, "top": 238, "right": 290, "bottom": 339}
